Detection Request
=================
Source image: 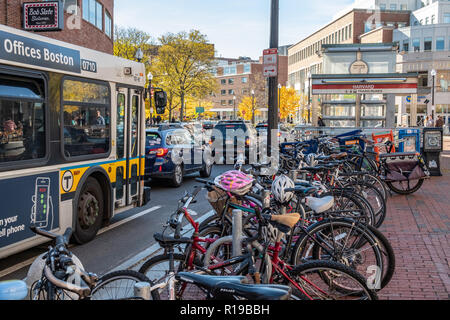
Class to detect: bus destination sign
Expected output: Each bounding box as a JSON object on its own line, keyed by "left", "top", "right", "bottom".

{"left": 23, "top": 1, "right": 64, "bottom": 31}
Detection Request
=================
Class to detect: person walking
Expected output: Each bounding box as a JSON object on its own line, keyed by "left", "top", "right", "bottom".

{"left": 435, "top": 115, "right": 444, "bottom": 128}
{"left": 426, "top": 115, "right": 434, "bottom": 127}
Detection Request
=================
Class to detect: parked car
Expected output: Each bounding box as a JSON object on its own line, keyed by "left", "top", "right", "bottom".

{"left": 145, "top": 126, "right": 213, "bottom": 187}
{"left": 255, "top": 122, "right": 292, "bottom": 143}
{"left": 210, "top": 120, "right": 257, "bottom": 163}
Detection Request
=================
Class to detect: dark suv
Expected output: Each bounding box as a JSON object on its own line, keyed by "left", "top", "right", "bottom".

{"left": 210, "top": 120, "right": 257, "bottom": 164}
{"left": 145, "top": 125, "right": 213, "bottom": 187}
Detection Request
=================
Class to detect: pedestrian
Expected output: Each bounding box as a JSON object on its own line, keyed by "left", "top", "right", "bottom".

{"left": 426, "top": 115, "right": 434, "bottom": 127}
{"left": 435, "top": 115, "right": 444, "bottom": 128}
{"left": 95, "top": 110, "right": 106, "bottom": 125}
{"left": 318, "top": 116, "right": 326, "bottom": 127}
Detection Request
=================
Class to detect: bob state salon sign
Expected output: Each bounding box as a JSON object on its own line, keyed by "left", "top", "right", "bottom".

{"left": 23, "top": 1, "right": 64, "bottom": 31}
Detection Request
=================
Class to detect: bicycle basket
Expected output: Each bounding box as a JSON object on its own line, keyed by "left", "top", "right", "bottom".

{"left": 207, "top": 186, "right": 229, "bottom": 216}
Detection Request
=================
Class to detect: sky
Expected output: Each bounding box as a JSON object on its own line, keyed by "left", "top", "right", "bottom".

{"left": 115, "top": 0, "right": 355, "bottom": 60}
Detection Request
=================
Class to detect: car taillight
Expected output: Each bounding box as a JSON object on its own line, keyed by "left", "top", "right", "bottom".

{"left": 149, "top": 148, "right": 169, "bottom": 157}
{"left": 278, "top": 132, "right": 281, "bottom": 137}
{"left": 246, "top": 138, "right": 251, "bottom": 146}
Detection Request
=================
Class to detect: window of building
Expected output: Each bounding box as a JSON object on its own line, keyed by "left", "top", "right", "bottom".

{"left": 243, "top": 64, "right": 251, "bottom": 73}
{"left": 379, "top": 4, "right": 386, "bottom": 10}
{"left": 221, "top": 90, "right": 226, "bottom": 95}
{"left": 424, "top": 37, "right": 432, "bottom": 51}
{"left": 445, "top": 13, "right": 450, "bottom": 24}
{"left": 403, "top": 40, "right": 409, "bottom": 52}
{"left": 242, "top": 77, "right": 248, "bottom": 83}
{"left": 390, "top": 4, "right": 397, "bottom": 10}
{"left": 62, "top": 78, "right": 110, "bottom": 158}
{"left": 436, "top": 37, "right": 445, "bottom": 51}
{"left": 228, "top": 89, "right": 234, "bottom": 95}
{"left": 413, "top": 38, "right": 420, "bottom": 52}
{"left": 221, "top": 79, "right": 226, "bottom": 85}
{"left": 400, "top": 4, "right": 407, "bottom": 10}
{"left": 105, "top": 11, "right": 112, "bottom": 38}
{"left": 228, "top": 100, "right": 234, "bottom": 106}
{"left": 0, "top": 76, "right": 46, "bottom": 164}
{"left": 228, "top": 78, "right": 234, "bottom": 85}
{"left": 83, "top": 0, "right": 103, "bottom": 30}
{"left": 221, "top": 100, "right": 226, "bottom": 106}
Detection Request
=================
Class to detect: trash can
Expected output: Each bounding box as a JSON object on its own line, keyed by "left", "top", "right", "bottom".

{"left": 422, "top": 127, "right": 443, "bottom": 176}
{"left": 398, "top": 128, "right": 421, "bottom": 153}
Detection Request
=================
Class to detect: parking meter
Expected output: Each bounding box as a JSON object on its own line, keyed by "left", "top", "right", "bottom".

{"left": 422, "top": 127, "right": 443, "bottom": 176}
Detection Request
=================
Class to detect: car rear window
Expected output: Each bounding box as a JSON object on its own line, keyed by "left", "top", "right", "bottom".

{"left": 215, "top": 123, "right": 247, "bottom": 133}
{"left": 146, "top": 132, "right": 162, "bottom": 146}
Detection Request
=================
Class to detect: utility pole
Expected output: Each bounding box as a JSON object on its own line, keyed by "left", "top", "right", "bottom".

{"left": 267, "top": 0, "right": 279, "bottom": 155}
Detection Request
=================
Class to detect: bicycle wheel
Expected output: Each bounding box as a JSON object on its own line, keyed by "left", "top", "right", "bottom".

{"left": 385, "top": 178, "right": 424, "bottom": 195}
{"left": 138, "top": 253, "right": 205, "bottom": 300}
{"left": 291, "top": 219, "right": 385, "bottom": 290}
{"left": 90, "top": 270, "right": 160, "bottom": 300}
{"left": 345, "top": 182, "right": 387, "bottom": 228}
{"left": 289, "top": 260, "right": 378, "bottom": 300}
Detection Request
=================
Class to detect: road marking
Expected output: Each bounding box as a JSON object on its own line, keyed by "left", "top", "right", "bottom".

{"left": 0, "top": 206, "right": 162, "bottom": 279}
{"left": 111, "top": 210, "right": 216, "bottom": 272}
{"left": 98, "top": 206, "right": 162, "bottom": 235}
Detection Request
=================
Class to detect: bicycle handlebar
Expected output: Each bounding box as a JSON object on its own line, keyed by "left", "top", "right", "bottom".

{"left": 31, "top": 227, "right": 72, "bottom": 248}
{"left": 43, "top": 264, "right": 91, "bottom": 298}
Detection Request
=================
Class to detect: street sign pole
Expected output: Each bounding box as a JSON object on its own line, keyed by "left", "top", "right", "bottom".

{"left": 267, "top": 0, "right": 279, "bottom": 156}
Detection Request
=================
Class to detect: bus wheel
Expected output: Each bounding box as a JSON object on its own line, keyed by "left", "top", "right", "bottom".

{"left": 73, "top": 177, "right": 104, "bottom": 244}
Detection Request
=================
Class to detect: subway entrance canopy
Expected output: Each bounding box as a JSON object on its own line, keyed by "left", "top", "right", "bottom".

{"left": 312, "top": 73, "right": 419, "bottom": 95}
{"left": 308, "top": 43, "right": 419, "bottom": 128}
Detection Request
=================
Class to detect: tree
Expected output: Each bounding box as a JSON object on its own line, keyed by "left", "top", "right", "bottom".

{"left": 238, "top": 96, "right": 261, "bottom": 122}
{"left": 154, "top": 30, "right": 218, "bottom": 121}
{"left": 114, "top": 26, "right": 158, "bottom": 64}
{"left": 279, "top": 86, "right": 302, "bottom": 122}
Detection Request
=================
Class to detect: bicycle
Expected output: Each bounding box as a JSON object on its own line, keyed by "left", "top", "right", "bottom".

{"left": 27, "top": 226, "right": 159, "bottom": 300}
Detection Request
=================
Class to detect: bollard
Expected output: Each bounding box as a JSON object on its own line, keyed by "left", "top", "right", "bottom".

{"left": 134, "top": 282, "right": 152, "bottom": 300}
{"left": 232, "top": 209, "right": 243, "bottom": 258}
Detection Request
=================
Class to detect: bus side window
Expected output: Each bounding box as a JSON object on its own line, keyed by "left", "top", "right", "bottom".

{"left": 0, "top": 77, "right": 46, "bottom": 163}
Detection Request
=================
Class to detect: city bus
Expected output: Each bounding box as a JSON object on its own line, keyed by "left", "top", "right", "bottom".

{"left": 0, "top": 25, "right": 163, "bottom": 258}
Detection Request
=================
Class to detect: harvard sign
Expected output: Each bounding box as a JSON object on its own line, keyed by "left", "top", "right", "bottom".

{"left": 312, "top": 83, "right": 418, "bottom": 94}
{"left": 23, "top": 1, "right": 64, "bottom": 31}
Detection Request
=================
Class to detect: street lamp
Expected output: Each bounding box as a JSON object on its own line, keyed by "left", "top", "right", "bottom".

{"left": 135, "top": 48, "right": 144, "bottom": 63}
{"left": 147, "top": 72, "right": 153, "bottom": 125}
{"left": 251, "top": 89, "right": 255, "bottom": 124}
{"left": 233, "top": 95, "right": 237, "bottom": 120}
{"left": 431, "top": 69, "right": 436, "bottom": 122}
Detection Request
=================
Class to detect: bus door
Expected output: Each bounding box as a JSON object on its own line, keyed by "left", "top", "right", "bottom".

{"left": 115, "top": 87, "right": 141, "bottom": 207}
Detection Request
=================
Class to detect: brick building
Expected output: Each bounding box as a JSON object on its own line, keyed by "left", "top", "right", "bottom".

{"left": 0, "top": 0, "right": 114, "bottom": 54}
{"left": 210, "top": 54, "right": 288, "bottom": 121}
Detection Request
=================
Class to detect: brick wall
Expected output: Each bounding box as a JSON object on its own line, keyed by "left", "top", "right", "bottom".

{"left": 0, "top": 0, "right": 114, "bottom": 54}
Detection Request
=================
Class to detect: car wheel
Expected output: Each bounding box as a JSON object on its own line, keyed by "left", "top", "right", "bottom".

{"left": 170, "top": 164, "right": 183, "bottom": 188}
{"left": 200, "top": 161, "right": 212, "bottom": 178}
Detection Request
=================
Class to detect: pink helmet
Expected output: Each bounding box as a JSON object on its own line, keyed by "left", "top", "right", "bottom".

{"left": 214, "top": 170, "right": 254, "bottom": 196}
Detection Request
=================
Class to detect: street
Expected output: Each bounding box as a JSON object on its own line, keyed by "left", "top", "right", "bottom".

{"left": 0, "top": 165, "right": 233, "bottom": 282}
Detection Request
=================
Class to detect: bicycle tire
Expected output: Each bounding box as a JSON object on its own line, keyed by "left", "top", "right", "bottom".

{"left": 138, "top": 253, "right": 205, "bottom": 300}
{"left": 344, "top": 181, "right": 387, "bottom": 228}
{"left": 90, "top": 270, "right": 160, "bottom": 300}
{"left": 291, "top": 218, "right": 385, "bottom": 290}
{"left": 385, "top": 178, "right": 424, "bottom": 195}
{"left": 289, "top": 260, "right": 378, "bottom": 300}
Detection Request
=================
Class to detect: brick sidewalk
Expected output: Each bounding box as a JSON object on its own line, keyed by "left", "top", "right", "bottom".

{"left": 379, "top": 137, "right": 450, "bottom": 300}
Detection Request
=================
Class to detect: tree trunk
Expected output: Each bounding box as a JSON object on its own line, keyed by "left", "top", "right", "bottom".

{"left": 179, "top": 91, "right": 185, "bottom": 122}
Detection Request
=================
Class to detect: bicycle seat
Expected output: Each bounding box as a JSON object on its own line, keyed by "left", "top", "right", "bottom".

{"left": 330, "top": 152, "right": 348, "bottom": 159}
{"left": 212, "top": 282, "right": 291, "bottom": 300}
{"left": 153, "top": 233, "right": 192, "bottom": 246}
{"left": 286, "top": 185, "right": 317, "bottom": 196}
{"left": 176, "top": 272, "right": 248, "bottom": 288}
{"left": 305, "top": 196, "right": 334, "bottom": 214}
{"left": 270, "top": 213, "right": 301, "bottom": 229}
